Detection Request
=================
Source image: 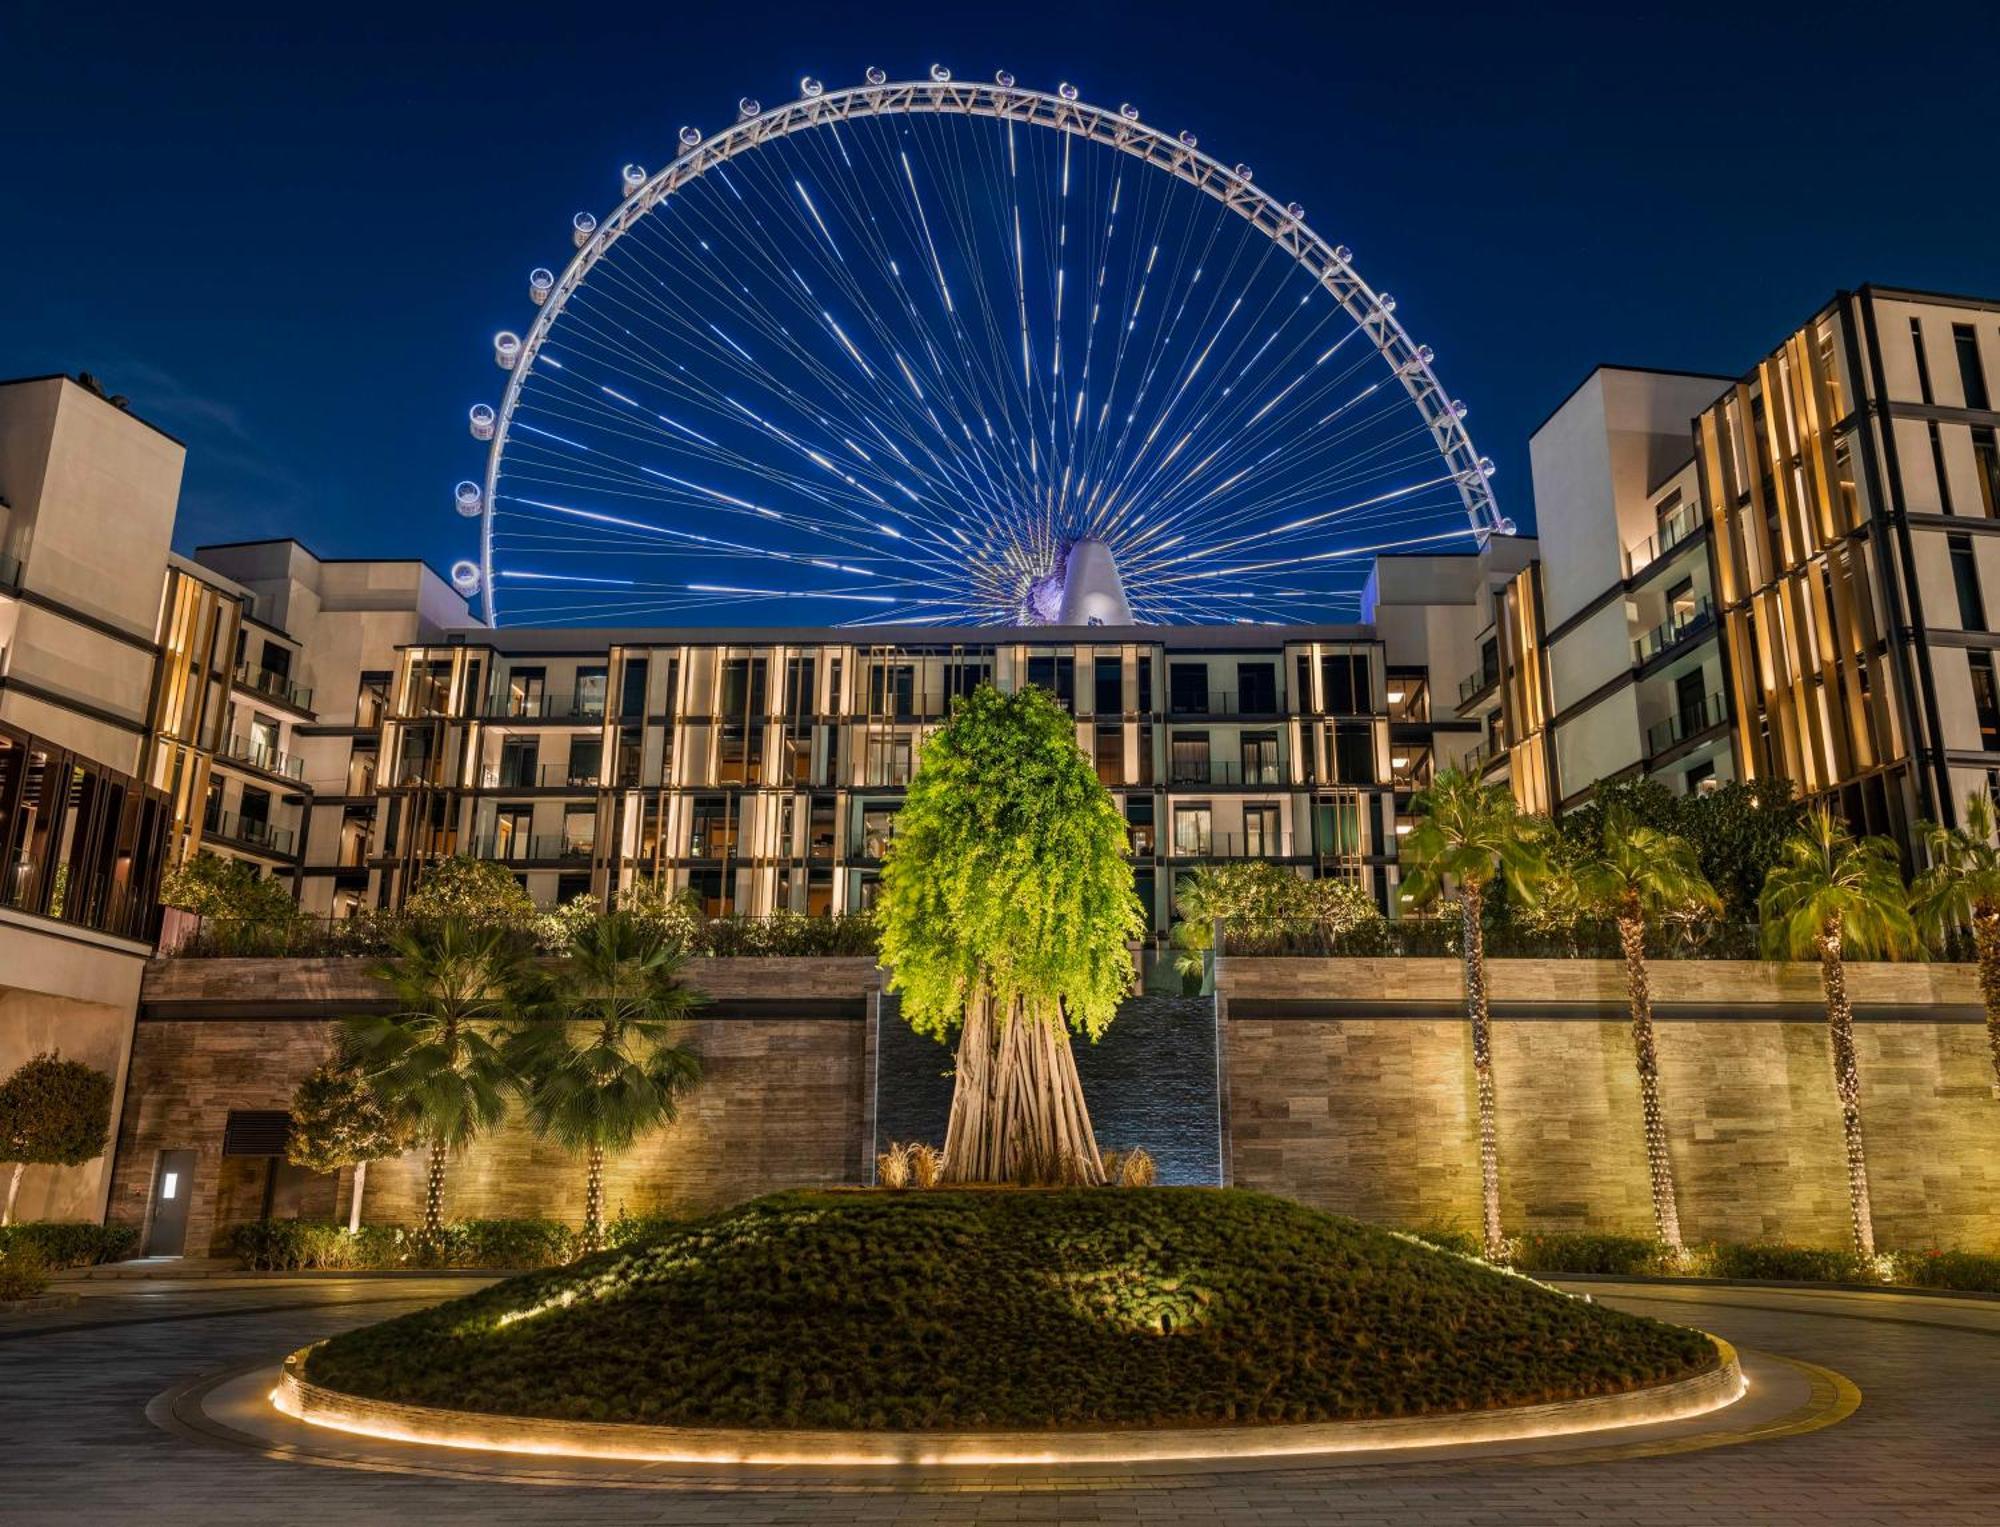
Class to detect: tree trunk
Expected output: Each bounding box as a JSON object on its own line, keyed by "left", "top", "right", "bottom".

{"left": 582, "top": 1143, "right": 607, "bottom": 1254}
{"left": 347, "top": 1158, "right": 367, "bottom": 1236}
{"left": 1974, "top": 904, "right": 2000, "bottom": 1095}
{"left": 1818, "top": 920, "right": 1876, "bottom": 1261}
{"left": 3, "top": 1160, "right": 23, "bottom": 1227}
{"left": 1461, "top": 886, "right": 1504, "bottom": 1259}
{"left": 941, "top": 985, "right": 998, "bottom": 1182}
{"left": 422, "top": 1137, "right": 448, "bottom": 1245}
{"left": 1618, "top": 907, "right": 1684, "bottom": 1255}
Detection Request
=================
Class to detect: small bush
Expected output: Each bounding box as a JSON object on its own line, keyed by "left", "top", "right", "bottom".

{"left": 1510, "top": 1233, "right": 1669, "bottom": 1277}
{"left": 1706, "top": 1242, "right": 1870, "bottom": 1283}
{"left": 1403, "top": 1222, "right": 1480, "bottom": 1258}
{"left": 876, "top": 1141, "right": 912, "bottom": 1189}
{"left": 1889, "top": 1248, "right": 2000, "bottom": 1293}
{"left": 910, "top": 1144, "right": 943, "bottom": 1190}
{"left": 0, "top": 1221, "right": 138, "bottom": 1269}
{"left": 605, "top": 1209, "right": 681, "bottom": 1249}
{"left": 0, "top": 1244, "right": 50, "bottom": 1301}
{"left": 229, "top": 1217, "right": 576, "bottom": 1271}
{"left": 428, "top": 1219, "right": 576, "bottom": 1269}
{"left": 1112, "top": 1147, "right": 1157, "bottom": 1188}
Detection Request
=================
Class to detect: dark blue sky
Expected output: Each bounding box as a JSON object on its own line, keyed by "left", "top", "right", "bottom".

{"left": 11, "top": 0, "right": 2000, "bottom": 578}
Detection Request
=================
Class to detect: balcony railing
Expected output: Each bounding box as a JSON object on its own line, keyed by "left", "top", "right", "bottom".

{"left": 1625, "top": 499, "right": 1709, "bottom": 578}
{"left": 479, "top": 763, "right": 604, "bottom": 790}
{"left": 204, "top": 809, "right": 296, "bottom": 856}
{"left": 480, "top": 693, "right": 607, "bottom": 722}
{"left": 1164, "top": 687, "right": 1285, "bottom": 718}
{"left": 222, "top": 734, "right": 304, "bottom": 779}
{"left": 1166, "top": 829, "right": 1298, "bottom": 859}
{"left": 1465, "top": 737, "right": 1504, "bottom": 774}
{"left": 1633, "top": 597, "right": 1716, "bottom": 664}
{"left": 1458, "top": 663, "right": 1501, "bottom": 706}
{"left": 1165, "top": 758, "right": 1287, "bottom": 787}
{"left": 468, "top": 833, "right": 592, "bottom": 863}
{"left": 235, "top": 661, "right": 313, "bottom": 711}
{"left": 1645, "top": 691, "right": 1728, "bottom": 757}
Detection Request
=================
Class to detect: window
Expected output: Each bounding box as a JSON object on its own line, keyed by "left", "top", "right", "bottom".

{"left": 504, "top": 667, "right": 545, "bottom": 718}
{"left": 1974, "top": 428, "right": 2000, "bottom": 517}
{"left": 1026, "top": 655, "right": 1075, "bottom": 710}
{"left": 1316, "top": 798, "right": 1361, "bottom": 856}
{"left": 864, "top": 733, "right": 914, "bottom": 786}
{"left": 1240, "top": 731, "right": 1280, "bottom": 784}
{"left": 1236, "top": 662, "right": 1277, "bottom": 714}
{"left": 1332, "top": 723, "right": 1376, "bottom": 784}
{"left": 1242, "top": 804, "right": 1281, "bottom": 857}
{"left": 1168, "top": 663, "right": 1209, "bottom": 714}
{"left": 573, "top": 666, "right": 608, "bottom": 718}
{"left": 868, "top": 662, "right": 915, "bottom": 718}
{"left": 1912, "top": 317, "right": 1935, "bottom": 403}
{"left": 1172, "top": 804, "right": 1212, "bottom": 857}
{"left": 618, "top": 658, "right": 648, "bottom": 720}
{"left": 1125, "top": 795, "right": 1155, "bottom": 856}
{"left": 1136, "top": 656, "right": 1153, "bottom": 714}
{"left": 1951, "top": 534, "right": 1987, "bottom": 631}
{"left": 1975, "top": 655, "right": 2000, "bottom": 751}
{"left": 1954, "top": 324, "right": 1990, "bottom": 411}
{"left": 1094, "top": 656, "right": 1123, "bottom": 715}
{"left": 1169, "top": 732, "right": 1211, "bottom": 785}
{"left": 1321, "top": 653, "right": 1372, "bottom": 714}
{"left": 861, "top": 807, "right": 899, "bottom": 859}
{"left": 1930, "top": 424, "right": 1955, "bottom": 515}
{"left": 1094, "top": 724, "right": 1123, "bottom": 785}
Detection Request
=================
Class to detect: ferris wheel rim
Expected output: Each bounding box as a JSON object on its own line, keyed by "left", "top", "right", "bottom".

{"left": 475, "top": 74, "right": 1504, "bottom": 626}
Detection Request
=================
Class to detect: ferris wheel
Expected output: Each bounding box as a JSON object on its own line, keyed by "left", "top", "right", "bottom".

{"left": 451, "top": 68, "right": 1510, "bottom": 628}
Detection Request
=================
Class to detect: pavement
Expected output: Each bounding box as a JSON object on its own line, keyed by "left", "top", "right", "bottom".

{"left": 2, "top": 1271, "right": 1996, "bottom": 1524}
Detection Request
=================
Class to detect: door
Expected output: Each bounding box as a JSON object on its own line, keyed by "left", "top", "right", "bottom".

{"left": 145, "top": 1150, "right": 196, "bottom": 1257}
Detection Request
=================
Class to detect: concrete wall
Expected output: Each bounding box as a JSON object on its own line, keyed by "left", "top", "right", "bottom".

{"left": 1221, "top": 957, "right": 2000, "bottom": 1251}
{"left": 112, "top": 957, "right": 877, "bottom": 1254}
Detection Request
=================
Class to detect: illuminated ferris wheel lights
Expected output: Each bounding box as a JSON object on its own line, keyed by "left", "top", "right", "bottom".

{"left": 1286, "top": 202, "right": 1305, "bottom": 220}
{"left": 867, "top": 67, "right": 888, "bottom": 86}
{"left": 678, "top": 125, "right": 702, "bottom": 148}
{"left": 450, "top": 560, "right": 481, "bottom": 596}
{"left": 1234, "top": 163, "right": 1253, "bottom": 180}
{"left": 1058, "top": 82, "right": 1080, "bottom": 102}
{"left": 738, "top": 97, "right": 762, "bottom": 119}
{"left": 454, "top": 481, "right": 484, "bottom": 517}
{"left": 1178, "top": 130, "right": 1198, "bottom": 148}
{"left": 621, "top": 163, "right": 648, "bottom": 195}
{"left": 928, "top": 64, "right": 951, "bottom": 82}
{"left": 1379, "top": 293, "right": 1397, "bottom": 313}
{"left": 994, "top": 70, "right": 1014, "bottom": 87}
{"left": 571, "top": 211, "right": 597, "bottom": 247}
{"left": 528, "top": 267, "right": 555, "bottom": 305}
{"left": 467, "top": 404, "right": 495, "bottom": 442}
{"left": 493, "top": 331, "right": 521, "bottom": 370}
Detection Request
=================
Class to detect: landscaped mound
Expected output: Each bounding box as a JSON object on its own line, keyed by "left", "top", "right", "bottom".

{"left": 303, "top": 1189, "right": 1716, "bottom": 1431}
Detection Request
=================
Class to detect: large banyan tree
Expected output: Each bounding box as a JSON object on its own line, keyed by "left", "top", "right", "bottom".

{"left": 878, "top": 683, "right": 1145, "bottom": 1184}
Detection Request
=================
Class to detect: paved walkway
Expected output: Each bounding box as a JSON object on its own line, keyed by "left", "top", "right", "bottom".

{"left": 3, "top": 1273, "right": 1997, "bottom": 1523}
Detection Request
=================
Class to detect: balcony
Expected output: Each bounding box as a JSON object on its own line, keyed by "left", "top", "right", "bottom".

{"left": 1625, "top": 499, "right": 1709, "bottom": 578}
{"left": 479, "top": 763, "right": 603, "bottom": 790}
{"left": 1632, "top": 597, "right": 1715, "bottom": 665}
{"left": 222, "top": 734, "right": 304, "bottom": 780}
{"left": 235, "top": 661, "right": 313, "bottom": 711}
{"left": 1164, "top": 687, "right": 1285, "bottom": 719}
{"left": 204, "top": 809, "right": 296, "bottom": 856}
{"left": 1458, "top": 662, "right": 1501, "bottom": 707}
{"left": 480, "top": 693, "right": 607, "bottom": 722}
{"left": 1645, "top": 691, "right": 1728, "bottom": 758}
{"left": 1165, "top": 758, "right": 1287, "bottom": 787}
{"left": 468, "top": 833, "right": 592, "bottom": 863}
{"left": 1464, "top": 737, "right": 1505, "bottom": 775}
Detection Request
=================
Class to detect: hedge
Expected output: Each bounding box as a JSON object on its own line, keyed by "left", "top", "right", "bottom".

{"left": 0, "top": 1221, "right": 138, "bottom": 1269}
{"left": 228, "top": 1217, "right": 577, "bottom": 1271}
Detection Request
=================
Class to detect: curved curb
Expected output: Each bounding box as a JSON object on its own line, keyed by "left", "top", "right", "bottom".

{"left": 272, "top": 1336, "right": 1744, "bottom": 1468}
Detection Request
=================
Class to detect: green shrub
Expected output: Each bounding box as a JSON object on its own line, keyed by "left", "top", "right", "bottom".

{"left": 1401, "top": 1222, "right": 1480, "bottom": 1258}
{"left": 0, "top": 1221, "right": 138, "bottom": 1269}
{"left": 0, "top": 1243, "right": 50, "bottom": 1301}
{"left": 1706, "top": 1242, "right": 1870, "bottom": 1283}
{"left": 605, "top": 1209, "right": 682, "bottom": 1249}
{"left": 1509, "top": 1233, "right": 1669, "bottom": 1277}
{"left": 429, "top": 1218, "right": 576, "bottom": 1269}
{"left": 229, "top": 1217, "right": 575, "bottom": 1271}
{"left": 1889, "top": 1249, "right": 2000, "bottom": 1293}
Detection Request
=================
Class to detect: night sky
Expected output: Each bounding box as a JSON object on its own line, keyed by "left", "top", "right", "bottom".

{"left": 11, "top": 1, "right": 2000, "bottom": 595}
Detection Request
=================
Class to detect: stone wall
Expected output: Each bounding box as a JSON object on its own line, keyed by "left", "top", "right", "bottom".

{"left": 1221, "top": 957, "right": 2000, "bottom": 1250}
{"left": 112, "top": 957, "right": 878, "bottom": 1255}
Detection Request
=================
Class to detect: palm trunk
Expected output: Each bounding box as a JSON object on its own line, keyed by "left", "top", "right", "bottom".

{"left": 1461, "top": 885, "right": 1504, "bottom": 1259}
{"left": 422, "top": 1137, "right": 448, "bottom": 1245}
{"left": 1974, "top": 905, "right": 2000, "bottom": 1095}
{"left": 582, "top": 1143, "right": 607, "bottom": 1254}
{"left": 1818, "top": 920, "right": 1876, "bottom": 1261}
{"left": 3, "top": 1160, "right": 23, "bottom": 1227}
{"left": 1618, "top": 907, "right": 1684, "bottom": 1255}
{"left": 347, "top": 1158, "right": 368, "bottom": 1235}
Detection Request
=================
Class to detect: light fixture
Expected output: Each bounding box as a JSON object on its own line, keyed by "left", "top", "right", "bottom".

{"left": 1391, "top": 755, "right": 1409, "bottom": 770}
{"left": 1386, "top": 688, "right": 1405, "bottom": 704}
{"left": 1395, "top": 823, "right": 1412, "bottom": 836}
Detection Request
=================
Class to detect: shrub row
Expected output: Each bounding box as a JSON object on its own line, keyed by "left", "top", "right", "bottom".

{"left": 0, "top": 1221, "right": 139, "bottom": 1269}
{"left": 176, "top": 909, "right": 879, "bottom": 961}
{"left": 0, "top": 1244, "right": 51, "bottom": 1301}
{"left": 1404, "top": 1227, "right": 2000, "bottom": 1293}
{"left": 228, "top": 1217, "right": 578, "bottom": 1271}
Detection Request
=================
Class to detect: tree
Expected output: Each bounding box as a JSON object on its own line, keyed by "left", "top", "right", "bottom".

{"left": 341, "top": 919, "right": 533, "bottom": 1241}
{"left": 1760, "top": 808, "right": 1919, "bottom": 1260}
{"left": 507, "top": 911, "right": 702, "bottom": 1253}
{"left": 0, "top": 1053, "right": 114, "bottom": 1226}
{"left": 1563, "top": 777, "right": 1805, "bottom": 925}
{"left": 401, "top": 856, "right": 536, "bottom": 930}
{"left": 1569, "top": 807, "right": 1721, "bottom": 1255}
{"left": 877, "top": 684, "right": 1144, "bottom": 1185}
{"left": 1398, "top": 768, "right": 1549, "bottom": 1258}
{"left": 1909, "top": 790, "right": 2000, "bottom": 1094}
{"left": 1171, "top": 862, "right": 1383, "bottom": 978}
{"left": 285, "top": 1058, "right": 410, "bottom": 1234}
{"left": 161, "top": 850, "right": 300, "bottom": 927}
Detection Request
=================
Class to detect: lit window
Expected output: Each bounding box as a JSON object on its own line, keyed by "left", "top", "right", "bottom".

{"left": 160, "top": 1172, "right": 179, "bottom": 1201}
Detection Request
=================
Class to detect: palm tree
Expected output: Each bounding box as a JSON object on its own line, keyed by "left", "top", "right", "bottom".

{"left": 1570, "top": 807, "right": 1721, "bottom": 1257}
{"left": 342, "top": 918, "right": 534, "bottom": 1242}
{"left": 1398, "top": 768, "right": 1548, "bottom": 1259}
{"left": 1909, "top": 790, "right": 2000, "bottom": 1093}
{"left": 1760, "top": 808, "right": 1918, "bottom": 1261}
{"left": 507, "top": 911, "right": 701, "bottom": 1253}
